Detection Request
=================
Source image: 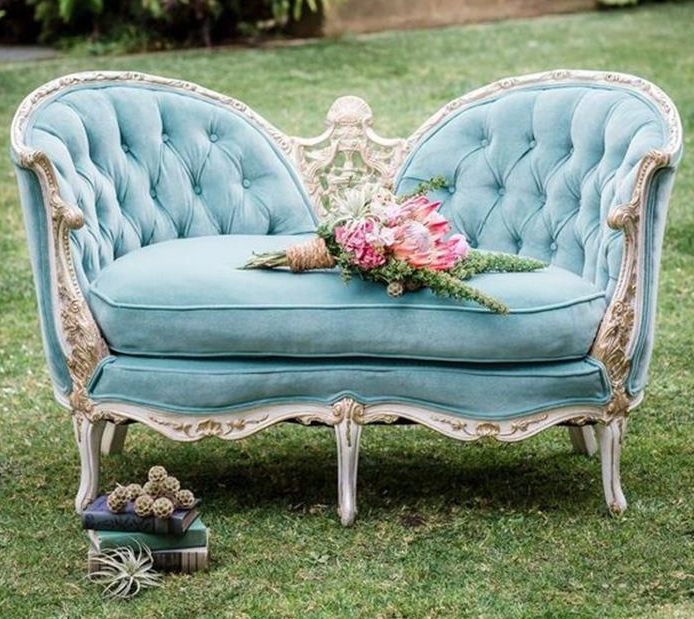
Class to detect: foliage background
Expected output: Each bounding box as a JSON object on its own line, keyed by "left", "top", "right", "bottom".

{"left": 0, "top": 0, "right": 328, "bottom": 49}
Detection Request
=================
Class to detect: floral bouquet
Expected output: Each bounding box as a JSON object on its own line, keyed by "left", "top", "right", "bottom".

{"left": 243, "top": 178, "right": 544, "bottom": 313}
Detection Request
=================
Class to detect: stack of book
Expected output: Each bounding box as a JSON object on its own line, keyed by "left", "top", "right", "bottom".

{"left": 84, "top": 495, "right": 208, "bottom": 573}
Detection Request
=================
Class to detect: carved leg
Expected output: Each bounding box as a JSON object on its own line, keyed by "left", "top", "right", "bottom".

{"left": 335, "top": 415, "right": 362, "bottom": 526}
{"left": 101, "top": 422, "right": 128, "bottom": 455}
{"left": 568, "top": 426, "right": 598, "bottom": 456}
{"left": 73, "top": 416, "right": 107, "bottom": 513}
{"left": 596, "top": 417, "right": 628, "bottom": 514}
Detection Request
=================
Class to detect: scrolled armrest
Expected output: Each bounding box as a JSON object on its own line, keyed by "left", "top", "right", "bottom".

{"left": 590, "top": 148, "right": 680, "bottom": 411}
{"left": 13, "top": 146, "right": 109, "bottom": 416}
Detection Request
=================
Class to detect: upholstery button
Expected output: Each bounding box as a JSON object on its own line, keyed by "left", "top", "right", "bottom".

{"left": 242, "top": 179, "right": 251, "bottom": 188}
{"left": 498, "top": 187, "right": 506, "bottom": 196}
{"left": 210, "top": 133, "right": 218, "bottom": 142}
{"left": 550, "top": 242, "right": 558, "bottom": 251}
{"left": 162, "top": 134, "right": 169, "bottom": 142}
{"left": 481, "top": 138, "right": 489, "bottom": 147}
{"left": 150, "top": 188, "right": 157, "bottom": 199}
{"left": 469, "top": 239, "right": 478, "bottom": 249}
{"left": 448, "top": 185, "right": 456, "bottom": 194}
{"left": 194, "top": 185, "right": 202, "bottom": 195}
{"left": 121, "top": 144, "right": 129, "bottom": 153}
{"left": 529, "top": 139, "right": 536, "bottom": 148}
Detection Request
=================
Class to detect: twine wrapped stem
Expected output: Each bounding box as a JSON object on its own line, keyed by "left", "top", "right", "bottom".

{"left": 286, "top": 237, "right": 335, "bottom": 272}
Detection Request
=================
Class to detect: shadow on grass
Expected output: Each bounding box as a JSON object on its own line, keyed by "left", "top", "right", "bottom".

{"left": 95, "top": 422, "right": 601, "bottom": 522}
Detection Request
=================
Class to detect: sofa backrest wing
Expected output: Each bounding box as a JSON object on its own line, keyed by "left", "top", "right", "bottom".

{"left": 396, "top": 77, "right": 678, "bottom": 299}
{"left": 13, "top": 74, "right": 317, "bottom": 288}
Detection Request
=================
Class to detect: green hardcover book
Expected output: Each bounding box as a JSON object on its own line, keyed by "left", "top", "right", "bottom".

{"left": 87, "top": 516, "right": 207, "bottom": 551}
{"left": 87, "top": 546, "right": 209, "bottom": 574}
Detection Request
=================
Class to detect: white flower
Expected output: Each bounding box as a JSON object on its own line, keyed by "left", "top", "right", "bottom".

{"left": 327, "top": 183, "right": 397, "bottom": 226}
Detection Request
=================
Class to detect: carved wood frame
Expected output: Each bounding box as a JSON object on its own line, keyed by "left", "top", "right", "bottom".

{"left": 11, "top": 70, "right": 682, "bottom": 523}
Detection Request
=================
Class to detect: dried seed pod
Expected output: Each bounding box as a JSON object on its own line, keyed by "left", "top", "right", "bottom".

{"left": 162, "top": 476, "right": 180, "bottom": 495}
{"left": 110, "top": 485, "right": 128, "bottom": 500}
{"left": 148, "top": 465, "right": 167, "bottom": 483}
{"left": 152, "top": 497, "right": 175, "bottom": 520}
{"left": 386, "top": 281, "right": 404, "bottom": 297}
{"left": 107, "top": 488, "right": 128, "bottom": 513}
{"left": 125, "top": 483, "right": 143, "bottom": 501}
{"left": 142, "top": 480, "right": 161, "bottom": 498}
{"left": 175, "top": 489, "right": 196, "bottom": 509}
{"left": 134, "top": 493, "right": 154, "bottom": 517}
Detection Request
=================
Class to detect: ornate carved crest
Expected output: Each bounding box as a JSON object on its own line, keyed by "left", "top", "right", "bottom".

{"left": 290, "top": 96, "right": 408, "bottom": 217}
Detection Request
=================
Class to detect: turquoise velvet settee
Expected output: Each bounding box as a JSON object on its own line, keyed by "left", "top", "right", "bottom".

{"left": 11, "top": 70, "right": 682, "bottom": 525}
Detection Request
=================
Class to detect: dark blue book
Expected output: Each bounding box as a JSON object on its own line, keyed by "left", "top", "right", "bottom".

{"left": 82, "top": 495, "right": 200, "bottom": 536}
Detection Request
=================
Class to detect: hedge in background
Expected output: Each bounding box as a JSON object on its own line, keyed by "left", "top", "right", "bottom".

{"left": 0, "top": 0, "right": 330, "bottom": 49}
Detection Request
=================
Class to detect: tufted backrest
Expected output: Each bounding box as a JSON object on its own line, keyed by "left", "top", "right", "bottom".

{"left": 396, "top": 83, "right": 672, "bottom": 299}
{"left": 21, "top": 79, "right": 317, "bottom": 288}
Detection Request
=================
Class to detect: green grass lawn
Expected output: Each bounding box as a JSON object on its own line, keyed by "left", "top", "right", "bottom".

{"left": 1, "top": 3, "right": 694, "bottom": 618}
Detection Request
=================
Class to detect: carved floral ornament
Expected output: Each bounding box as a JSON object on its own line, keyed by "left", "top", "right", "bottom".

{"left": 10, "top": 70, "right": 681, "bottom": 440}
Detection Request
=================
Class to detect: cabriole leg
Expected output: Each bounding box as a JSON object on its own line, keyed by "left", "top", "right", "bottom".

{"left": 335, "top": 416, "right": 362, "bottom": 526}
{"left": 101, "top": 422, "right": 128, "bottom": 455}
{"left": 73, "top": 415, "right": 107, "bottom": 513}
{"left": 568, "top": 426, "right": 598, "bottom": 456}
{"left": 596, "top": 417, "right": 628, "bottom": 514}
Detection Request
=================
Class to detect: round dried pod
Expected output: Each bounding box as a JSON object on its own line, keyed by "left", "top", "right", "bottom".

{"left": 152, "top": 497, "right": 175, "bottom": 520}
{"left": 162, "top": 476, "right": 180, "bottom": 495}
{"left": 125, "top": 483, "right": 143, "bottom": 501}
{"left": 386, "top": 281, "right": 404, "bottom": 298}
{"left": 175, "top": 489, "right": 196, "bottom": 509}
{"left": 148, "top": 465, "right": 167, "bottom": 483}
{"left": 142, "top": 480, "right": 161, "bottom": 498}
{"left": 134, "top": 493, "right": 155, "bottom": 518}
{"left": 107, "top": 490, "right": 128, "bottom": 513}
{"left": 111, "top": 484, "right": 128, "bottom": 500}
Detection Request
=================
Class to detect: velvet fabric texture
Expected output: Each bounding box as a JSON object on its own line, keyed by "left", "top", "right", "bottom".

{"left": 395, "top": 83, "right": 679, "bottom": 393}
{"left": 88, "top": 355, "right": 611, "bottom": 419}
{"left": 22, "top": 83, "right": 317, "bottom": 291}
{"left": 88, "top": 234, "right": 606, "bottom": 363}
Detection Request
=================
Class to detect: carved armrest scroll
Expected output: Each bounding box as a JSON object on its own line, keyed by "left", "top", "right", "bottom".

{"left": 13, "top": 148, "right": 109, "bottom": 418}
{"left": 589, "top": 149, "right": 674, "bottom": 416}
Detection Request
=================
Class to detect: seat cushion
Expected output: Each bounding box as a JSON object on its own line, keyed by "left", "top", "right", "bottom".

{"left": 87, "top": 234, "right": 607, "bottom": 363}
{"left": 88, "top": 355, "right": 611, "bottom": 420}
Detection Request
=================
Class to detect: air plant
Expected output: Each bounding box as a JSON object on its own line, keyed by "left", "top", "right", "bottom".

{"left": 88, "top": 543, "right": 162, "bottom": 599}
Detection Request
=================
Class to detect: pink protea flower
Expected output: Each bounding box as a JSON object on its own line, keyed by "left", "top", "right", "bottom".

{"left": 390, "top": 196, "right": 469, "bottom": 271}
{"left": 334, "top": 220, "right": 387, "bottom": 269}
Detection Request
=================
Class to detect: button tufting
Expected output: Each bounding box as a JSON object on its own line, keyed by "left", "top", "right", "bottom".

{"left": 149, "top": 189, "right": 157, "bottom": 199}
{"left": 498, "top": 187, "right": 506, "bottom": 196}
{"left": 529, "top": 139, "right": 536, "bottom": 148}
{"left": 242, "top": 179, "right": 251, "bottom": 188}
{"left": 469, "top": 239, "right": 478, "bottom": 249}
{"left": 481, "top": 138, "right": 489, "bottom": 147}
{"left": 194, "top": 185, "right": 202, "bottom": 195}
{"left": 121, "top": 144, "right": 129, "bottom": 153}
{"left": 448, "top": 185, "right": 456, "bottom": 194}
{"left": 550, "top": 242, "right": 558, "bottom": 251}
{"left": 210, "top": 133, "right": 218, "bottom": 142}
{"left": 162, "top": 134, "right": 169, "bottom": 142}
